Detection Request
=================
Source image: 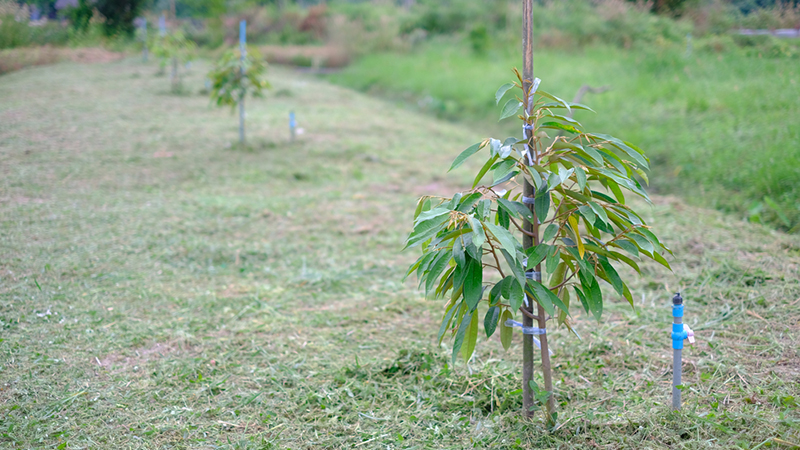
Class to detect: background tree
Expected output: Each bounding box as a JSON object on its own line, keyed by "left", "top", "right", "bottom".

{"left": 208, "top": 45, "right": 270, "bottom": 143}
{"left": 95, "top": 0, "right": 145, "bottom": 36}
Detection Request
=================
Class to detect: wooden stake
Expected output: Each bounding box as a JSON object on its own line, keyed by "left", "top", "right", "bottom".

{"left": 521, "top": 0, "right": 555, "bottom": 422}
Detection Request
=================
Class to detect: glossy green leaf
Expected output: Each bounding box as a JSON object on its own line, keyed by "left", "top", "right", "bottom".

{"left": 469, "top": 217, "right": 486, "bottom": 250}
{"left": 472, "top": 154, "right": 499, "bottom": 188}
{"left": 500, "top": 309, "right": 513, "bottom": 351}
{"left": 542, "top": 224, "right": 558, "bottom": 243}
{"left": 534, "top": 192, "right": 550, "bottom": 221}
{"left": 449, "top": 142, "right": 482, "bottom": 172}
{"left": 453, "top": 236, "right": 466, "bottom": 267}
{"left": 540, "top": 121, "right": 581, "bottom": 134}
{"left": 495, "top": 83, "right": 514, "bottom": 105}
{"left": 456, "top": 192, "right": 483, "bottom": 212}
{"left": 424, "top": 252, "right": 452, "bottom": 296}
{"left": 461, "top": 310, "right": 479, "bottom": 362}
{"left": 437, "top": 303, "right": 458, "bottom": 344}
{"left": 574, "top": 166, "right": 587, "bottom": 191}
{"left": 526, "top": 244, "right": 549, "bottom": 269}
{"left": 526, "top": 279, "right": 569, "bottom": 316}
{"left": 492, "top": 159, "right": 517, "bottom": 184}
{"left": 451, "top": 307, "right": 472, "bottom": 364}
{"left": 405, "top": 214, "right": 449, "bottom": 249}
{"left": 414, "top": 206, "right": 449, "bottom": 225}
{"left": 598, "top": 257, "right": 624, "bottom": 297}
{"left": 573, "top": 286, "right": 590, "bottom": 314}
{"left": 463, "top": 259, "right": 483, "bottom": 310}
{"left": 653, "top": 251, "right": 672, "bottom": 270}
{"left": 615, "top": 239, "right": 639, "bottom": 257}
{"left": 629, "top": 232, "right": 655, "bottom": 254}
{"left": 485, "top": 222, "right": 520, "bottom": 255}
{"left": 499, "top": 99, "right": 523, "bottom": 121}
{"left": 497, "top": 198, "right": 535, "bottom": 224}
{"left": 484, "top": 306, "right": 500, "bottom": 338}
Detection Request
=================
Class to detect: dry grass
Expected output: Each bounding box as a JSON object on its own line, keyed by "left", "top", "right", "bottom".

{"left": 0, "top": 46, "right": 123, "bottom": 75}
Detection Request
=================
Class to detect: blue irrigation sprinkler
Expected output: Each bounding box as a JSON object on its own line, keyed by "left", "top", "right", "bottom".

{"left": 239, "top": 20, "right": 247, "bottom": 145}
{"left": 289, "top": 111, "right": 297, "bottom": 141}
{"left": 672, "top": 293, "right": 695, "bottom": 410}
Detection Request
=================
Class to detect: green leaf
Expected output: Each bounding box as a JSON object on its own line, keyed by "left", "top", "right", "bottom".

{"left": 526, "top": 244, "right": 549, "bottom": 269}
{"left": 499, "top": 99, "right": 523, "bottom": 121}
{"left": 495, "top": 83, "right": 514, "bottom": 105}
{"left": 545, "top": 246, "right": 560, "bottom": 274}
{"left": 424, "top": 252, "right": 452, "bottom": 296}
{"left": 452, "top": 307, "right": 472, "bottom": 364}
{"left": 542, "top": 224, "right": 558, "bottom": 243}
{"left": 540, "top": 121, "right": 581, "bottom": 134}
{"left": 653, "top": 251, "right": 672, "bottom": 270}
{"left": 485, "top": 222, "right": 520, "bottom": 255}
{"left": 472, "top": 154, "right": 499, "bottom": 188}
{"left": 453, "top": 236, "right": 466, "bottom": 267}
{"left": 615, "top": 239, "right": 639, "bottom": 257}
{"left": 437, "top": 303, "right": 458, "bottom": 344}
{"left": 492, "top": 159, "right": 517, "bottom": 184}
{"left": 461, "top": 310, "right": 479, "bottom": 362}
{"left": 462, "top": 258, "right": 483, "bottom": 310}
{"left": 405, "top": 213, "right": 450, "bottom": 249}
{"left": 578, "top": 205, "right": 596, "bottom": 225}
{"left": 413, "top": 197, "right": 430, "bottom": 221}
{"left": 500, "top": 250, "right": 526, "bottom": 300}
{"left": 580, "top": 273, "right": 603, "bottom": 321}
{"left": 591, "top": 133, "right": 650, "bottom": 170}
{"left": 588, "top": 201, "right": 610, "bottom": 226}
{"left": 598, "top": 257, "right": 624, "bottom": 297}
{"left": 526, "top": 279, "right": 569, "bottom": 316}
{"left": 484, "top": 306, "right": 500, "bottom": 338}
{"left": 534, "top": 192, "right": 550, "bottom": 221}
{"left": 573, "top": 286, "right": 590, "bottom": 314}
{"left": 500, "top": 309, "right": 513, "bottom": 350}
{"left": 414, "top": 206, "right": 449, "bottom": 225}
{"left": 489, "top": 281, "right": 504, "bottom": 305}
{"left": 469, "top": 217, "right": 486, "bottom": 250}
{"left": 574, "top": 166, "right": 587, "bottom": 191}
{"left": 456, "top": 192, "right": 483, "bottom": 212}
{"left": 629, "top": 232, "right": 655, "bottom": 254}
{"left": 497, "top": 198, "right": 534, "bottom": 224}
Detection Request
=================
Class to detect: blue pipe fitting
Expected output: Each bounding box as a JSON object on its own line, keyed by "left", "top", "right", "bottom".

{"left": 672, "top": 323, "right": 687, "bottom": 349}
{"left": 672, "top": 304, "right": 684, "bottom": 318}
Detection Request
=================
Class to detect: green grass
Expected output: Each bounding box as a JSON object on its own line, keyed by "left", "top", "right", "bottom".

{"left": 1, "top": 58, "right": 800, "bottom": 449}
{"left": 328, "top": 40, "right": 800, "bottom": 232}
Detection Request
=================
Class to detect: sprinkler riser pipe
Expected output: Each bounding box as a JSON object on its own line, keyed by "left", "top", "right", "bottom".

{"left": 672, "top": 294, "right": 686, "bottom": 411}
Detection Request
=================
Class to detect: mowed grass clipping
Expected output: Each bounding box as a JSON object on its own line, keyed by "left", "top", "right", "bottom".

{"left": 1, "top": 59, "right": 800, "bottom": 449}
{"left": 328, "top": 40, "right": 800, "bottom": 232}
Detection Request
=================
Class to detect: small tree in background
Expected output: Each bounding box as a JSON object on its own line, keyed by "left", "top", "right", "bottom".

{"left": 406, "top": 1, "right": 671, "bottom": 425}
{"left": 208, "top": 46, "right": 270, "bottom": 144}
{"left": 150, "top": 30, "right": 197, "bottom": 92}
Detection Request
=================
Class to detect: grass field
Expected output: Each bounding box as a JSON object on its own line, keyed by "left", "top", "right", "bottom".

{"left": 1, "top": 59, "right": 800, "bottom": 449}
{"left": 328, "top": 40, "right": 800, "bottom": 233}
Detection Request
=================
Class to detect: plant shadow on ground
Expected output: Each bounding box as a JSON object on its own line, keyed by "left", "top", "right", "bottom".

{"left": 0, "top": 58, "right": 798, "bottom": 449}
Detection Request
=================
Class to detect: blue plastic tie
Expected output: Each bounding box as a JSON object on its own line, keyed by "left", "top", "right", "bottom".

{"left": 505, "top": 319, "right": 554, "bottom": 356}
